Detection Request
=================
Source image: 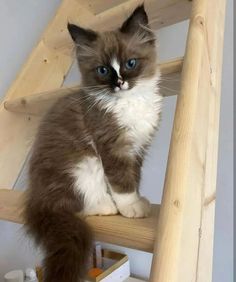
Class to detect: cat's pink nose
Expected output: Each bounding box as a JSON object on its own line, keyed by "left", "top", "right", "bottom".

{"left": 117, "top": 79, "right": 124, "bottom": 87}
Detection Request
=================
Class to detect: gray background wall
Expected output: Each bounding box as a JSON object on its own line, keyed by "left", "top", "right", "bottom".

{"left": 0, "top": 1, "right": 233, "bottom": 281}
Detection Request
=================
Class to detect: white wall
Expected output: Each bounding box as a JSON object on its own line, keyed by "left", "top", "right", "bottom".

{"left": 0, "top": 1, "right": 233, "bottom": 281}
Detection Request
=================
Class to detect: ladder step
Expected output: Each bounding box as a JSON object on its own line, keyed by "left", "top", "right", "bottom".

{"left": 0, "top": 189, "right": 160, "bottom": 252}
{"left": 4, "top": 58, "right": 183, "bottom": 115}
{"left": 84, "top": 0, "right": 192, "bottom": 30}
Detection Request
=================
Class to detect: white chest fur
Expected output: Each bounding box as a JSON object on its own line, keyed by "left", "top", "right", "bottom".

{"left": 100, "top": 76, "right": 163, "bottom": 155}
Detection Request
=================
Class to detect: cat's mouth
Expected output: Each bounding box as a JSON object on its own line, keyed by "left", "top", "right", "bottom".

{"left": 113, "top": 80, "right": 129, "bottom": 92}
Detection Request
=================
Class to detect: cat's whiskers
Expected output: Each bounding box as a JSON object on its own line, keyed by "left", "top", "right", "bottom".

{"left": 84, "top": 89, "right": 111, "bottom": 115}
{"left": 64, "top": 85, "right": 108, "bottom": 103}
{"left": 54, "top": 83, "right": 107, "bottom": 98}
{"left": 129, "top": 76, "right": 179, "bottom": 94}
{"left": 79, "top": 85, "right": 106, "bottom": 89}
{"left": 159, "top": 77, "right": 180, "bottom": 82}
{"left": 65, "top": 87, "right": 110, "bottom": 110}
{"left": 132, "top": 76, "right": 179, "bottom": 85}
{"left": 159, "top": 85, "right": 179, "bottom": 94}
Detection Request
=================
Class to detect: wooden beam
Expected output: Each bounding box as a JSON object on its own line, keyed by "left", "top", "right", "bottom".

{"left": 6, "top": 0, "right": 94, "bottom": 100}
{"left": 0, "top": 189, "right": 160, "bottom": 253}
{"left": 195, "top": 0, "right": 226, "bottom": 279}
{"left": 150, "top": 0, "right": 226, "bottom": 281}
{"left": 0, "top": 0, "right": 94, "bottom": 189}
{"left": 0, "top": 190, "right": 25, "bottom": 223}
{"left": 80, "top": 0, "right": 127, "bottom": 15}
{"left": 0, "top": 0, "right": 190, "bottom": 189}
{"left": 80, "top": 0, "right": 192, "bottom": 29}
{"left": 4, "top": 58, "right": 183, "bottom": 115}
{"left": 0, "top": 108, "right": 41, "bottom": 188}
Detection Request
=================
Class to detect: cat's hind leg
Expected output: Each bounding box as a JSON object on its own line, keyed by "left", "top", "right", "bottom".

{"left": 73, "top": 155, "right": 118, "bottom": 216}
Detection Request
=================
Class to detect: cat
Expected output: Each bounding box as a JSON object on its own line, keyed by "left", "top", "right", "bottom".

{"left": 24, "top": 5, "right": 162, "bottom": 282}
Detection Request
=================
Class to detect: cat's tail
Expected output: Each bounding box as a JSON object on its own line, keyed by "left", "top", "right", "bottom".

{"left": 24, "top": 205, "right": 92, "bottom": 282}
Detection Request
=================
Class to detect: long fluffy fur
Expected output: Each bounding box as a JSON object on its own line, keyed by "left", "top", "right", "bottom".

{"left": 24, "top": 195, "right": 92, "bottom": 282}
{"left": 24, "top": 5, "right": 160, "bottom": 282}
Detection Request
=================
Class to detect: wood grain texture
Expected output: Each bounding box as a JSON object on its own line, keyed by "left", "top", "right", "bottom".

{"left": 6, "top": 0, "right": 94, "bottom": 100}
{"left": 0, "top": 108, "right": 41, "bottom": 188}
{"left": 0, "top": 189, "right": 24, "bottom": 223}
{"left": 150, "top": 0, "right": 227, "bottom": 281}
{"left": 196, "top": 0, "right": 226, "bottom": 280}
{"left": 81, "top": 0, "right": 192, "bottom": 29}
{"left": 0, "top": 189, "right": 160, "bottom": 253}
{"left": 4, "top": 58, "right": 183, "bottom": 115}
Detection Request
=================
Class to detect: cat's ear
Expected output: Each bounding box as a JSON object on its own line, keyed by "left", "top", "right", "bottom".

{"left": 120, "top": 4, "right": 149, "bottom": 34}
{"left": 67, "top": 23, "right": 97, "bottom": 45}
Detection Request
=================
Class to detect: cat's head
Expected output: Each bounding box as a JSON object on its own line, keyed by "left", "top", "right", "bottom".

{"left": 68, "top": 5, "right": 157, "bottom": 94}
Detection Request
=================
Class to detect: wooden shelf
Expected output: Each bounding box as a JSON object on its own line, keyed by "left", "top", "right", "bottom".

{"left": 0, "top": 189, "right": 160, "bottom": 253}
{"left": 4, "top": 57, "right": 183, "bottom": 116}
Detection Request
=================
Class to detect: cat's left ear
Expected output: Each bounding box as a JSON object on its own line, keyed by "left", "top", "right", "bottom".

{"left": 67, "top": 23, "right": 97, "bottom": 45}
{"left": 120, "top": 4, "right": 149, "bottom": 34}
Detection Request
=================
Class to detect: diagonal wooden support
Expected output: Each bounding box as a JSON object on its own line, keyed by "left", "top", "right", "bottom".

{"left": 150, "top": 0, "right": 227, "bottom": 281}
{"left": 0, "top": 0, "right": 94, "bottom": 189}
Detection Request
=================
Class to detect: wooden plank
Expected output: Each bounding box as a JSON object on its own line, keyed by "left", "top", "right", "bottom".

{"left": 0, "top": 107, "right": 41, "bottom": 188}
{"left": 149, "top": 0, "right": 227, "bottom": 281}
{"left": 4, "top": 58, "right": 183, "bottom": 115}
{"left": 159, "top": 57, "right": 183, "bottom": 97}
{"left": 80, "top": 0, "right": 127, "bottom": 15}
{"left": 87, "top": 204, "right": 160, "bottom": 252}
{"left": 4, "top": 86, "right": 80, "bottom": 116}
{"left": 0, "top": 189, "right": 160, "bottom": 253}
{"left": 0, "top": 190, "right": 24, "bottom": 223}
{"left": 81, "top": 0, "right": 192, "bottom": 29}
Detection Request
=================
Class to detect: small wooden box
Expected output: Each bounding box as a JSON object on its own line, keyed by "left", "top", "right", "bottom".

{"left": 85, "top": 249, "right": 130, "bottom": 282}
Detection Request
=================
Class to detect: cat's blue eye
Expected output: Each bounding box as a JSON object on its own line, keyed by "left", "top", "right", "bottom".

{"left": 125, "top": 58, "right": 137, "bottom": 70}
{"left": 96, "top": 66, "right": 109, "bottom": 76}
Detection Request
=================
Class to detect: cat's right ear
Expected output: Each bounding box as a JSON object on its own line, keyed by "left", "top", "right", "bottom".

{"left": 120, "top": 5, "right": 148, "bottom": 34}
{"left": 67, "top": 23, "right": 97, "bottom": 45}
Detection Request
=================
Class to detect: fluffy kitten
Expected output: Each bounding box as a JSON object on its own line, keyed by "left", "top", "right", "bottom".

{"left": 24, "top": 5, "right": 162, "bottom": 282}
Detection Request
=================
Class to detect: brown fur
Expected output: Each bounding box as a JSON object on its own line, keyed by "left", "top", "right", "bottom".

{"left": 24, "top": 5, "right": 159, "bottom": 282}
{"left": 77, "top": 30, "right": 157, "bottom": 91}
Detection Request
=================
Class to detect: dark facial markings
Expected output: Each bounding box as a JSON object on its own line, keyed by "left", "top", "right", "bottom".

{"left": 94, "top": 58, "right": 139, "bottom": 91}
{"left": 74, "top": 32, "right": 157, "bottom": 93}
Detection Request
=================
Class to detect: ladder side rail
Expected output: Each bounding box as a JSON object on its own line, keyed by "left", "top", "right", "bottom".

{"left": 150, "top": 0, "right": 227, "bottom": 281}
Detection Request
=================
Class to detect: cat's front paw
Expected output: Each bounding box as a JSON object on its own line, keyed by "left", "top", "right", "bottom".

{"left": 97, "top": 197, "right": 118, "bottom": 215}
{"left": 118, "top": 197, "right": 151, "bottom": 218}
{"left": 84, "top": 195, "right": 118, "bottom": 216}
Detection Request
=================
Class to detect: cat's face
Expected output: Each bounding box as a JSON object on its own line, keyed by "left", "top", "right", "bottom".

{"left": 68, "top": 5, "right": 157, "bottom": 94}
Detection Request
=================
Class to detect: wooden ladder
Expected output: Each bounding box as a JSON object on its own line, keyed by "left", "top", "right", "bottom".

{"left": 0, "top": 0, "right": 226, "bottom": 281}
